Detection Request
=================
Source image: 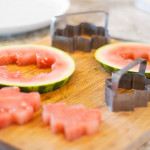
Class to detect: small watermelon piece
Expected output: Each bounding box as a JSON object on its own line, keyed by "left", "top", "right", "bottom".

{"left": 0, "top": 66, "right": 24, "bottom": 80}
{"left": 0, "top": 45, "right": 75, "bottom": 93}
{"left": 36, "top": 52, "right": 56, "bottom": 68}
{"left": 0, "top": 87, "right": 41, "bottom": 129}
{"left": 0, "top": 52, "right": 17, "bottom": 65}
{"left": 95, "top": 42, "right": 150, "bottom": 77}
{"left": 42, "top": 103, "right": 102, "bottom": 141}
{"left": 17, "top": 51, "right": 36, "bottom": 66}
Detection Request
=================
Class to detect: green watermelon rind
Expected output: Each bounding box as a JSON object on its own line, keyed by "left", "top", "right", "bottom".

{"left": 0, "top": 75, "right": 72, "bottom": 93}
{"left": 0, "top": 45, "right": 75, "bottom": 93}
{"left": 94, "top": 42, "right": 150, "bottom": 78}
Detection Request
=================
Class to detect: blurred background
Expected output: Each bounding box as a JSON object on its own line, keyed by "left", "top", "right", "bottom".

{"left": 0, "top": 0, "right": 150, "bottom": 46}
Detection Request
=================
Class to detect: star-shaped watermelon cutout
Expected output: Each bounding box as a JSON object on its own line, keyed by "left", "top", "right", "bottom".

{"left": 0, "top": 87, "right": 41, "bottom": 129}
{"left": 42, "top": 103, "right": 102, "bottom": 141}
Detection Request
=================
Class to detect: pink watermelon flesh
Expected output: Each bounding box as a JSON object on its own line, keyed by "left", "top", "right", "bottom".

{"left": 0, "top": 87, "right": 41, "bottom": 129}
{"left": 0, "top": 45, "right": 74, "bottom": 85}
{"left": 36, "top": 52, "right": 56, "bottom": 68}
{"left": 42, "top": 103, "right": 102, "bottom": 141}
{"left": 96, "top": 43, "right": 150, "bottom": 71}
{"left": 0, "top": 47, "right": 55, "bottom": 67}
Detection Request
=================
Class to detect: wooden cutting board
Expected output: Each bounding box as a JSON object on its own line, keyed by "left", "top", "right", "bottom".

{"left": 0, "top": 36, "right": 150, "bottom": 150}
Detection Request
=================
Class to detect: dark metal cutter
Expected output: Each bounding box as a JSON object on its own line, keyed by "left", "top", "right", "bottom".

{"left": 50, "top": 10, "right": 110, "bottom": 52}
{"left": 0, "top": 141, "right": 19, "bottom": 150}
{"left": 105, "top": 58, "right": 150, "bottom": 112}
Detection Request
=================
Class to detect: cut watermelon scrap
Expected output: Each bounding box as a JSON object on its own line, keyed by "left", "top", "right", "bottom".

{"left": 0, "top": 45, "right": 75, "bottom": 93}
{"left": 0, "top": 66, "right": 24, "bottom": 80}
{"left": 42, "top": 103, "right": 102, "bottom": 141}
{"left": 0, "top": 87, "right": 41, "bottom": 129}
{"left": 36, "top": 52, "right": 56, "bottom": 68}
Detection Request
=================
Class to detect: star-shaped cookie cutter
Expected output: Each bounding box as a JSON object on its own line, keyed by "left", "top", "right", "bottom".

{"left": 105, "top": 58, "right": 150, "bottom": 111}
{"left": 50, "top": 10, "right": 110, "bottom": 52}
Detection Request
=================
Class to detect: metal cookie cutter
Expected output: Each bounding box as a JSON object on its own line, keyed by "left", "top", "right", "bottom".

{"left": 105, "top": 58, "right": 150, "bottom": 112}
{"left": 50, "top": 10, "right": 110, "bottom": 52}
{"left": 0, "top": 140, "right": 19, "bottom": 150}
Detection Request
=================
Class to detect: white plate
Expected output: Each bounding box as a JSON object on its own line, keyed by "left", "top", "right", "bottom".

{"left": 135, "top": 0, "right": 150, "bottom": 14}
{"left": 0, "top": 0, "right": 70, "bottom": 35}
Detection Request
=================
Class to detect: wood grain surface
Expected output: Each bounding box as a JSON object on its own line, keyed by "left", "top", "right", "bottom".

{"left": 0, "top": 36, "right": 150, "bottom": 150}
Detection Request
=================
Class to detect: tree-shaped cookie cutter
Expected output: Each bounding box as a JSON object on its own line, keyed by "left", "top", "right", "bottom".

{"left": 50, "top": 10, "right": 110, "bottom": 52}
{"left": 105, "top": 58, "right": 150, "bottom": 111}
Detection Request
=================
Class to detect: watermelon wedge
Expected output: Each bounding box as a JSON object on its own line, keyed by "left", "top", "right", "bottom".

{"left": 0, "top": 87, "right": 40, "bottom": 129}
{"left": 42, "top": 103, "right": 102, "bottom": 141}
{"left": 95, "top": 42, "right": 150, "bottom": 77}
{"left": 0, "top": 45, "right": 75, "bottom": 93}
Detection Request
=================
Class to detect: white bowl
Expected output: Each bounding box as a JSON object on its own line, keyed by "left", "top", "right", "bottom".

{"left": 0, "top": 0, "right": 70, "bottom": 35}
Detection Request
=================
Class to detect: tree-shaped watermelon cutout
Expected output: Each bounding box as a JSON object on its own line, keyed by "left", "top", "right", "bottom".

{"left": 0, "top": 45, "right": 75, "bottom": 93}
{"left": 0, "top": 87, "right": 41, "bottom": 129}
{"left": 42, "top": 103, "right": 102, "bottom": 141}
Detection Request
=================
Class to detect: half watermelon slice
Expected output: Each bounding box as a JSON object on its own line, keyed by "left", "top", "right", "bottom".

{"left": 95, "top": 42, "right": 150, "bottom": 77}
{"left": 0, "top": 45, "right": 75, "bottom": 93}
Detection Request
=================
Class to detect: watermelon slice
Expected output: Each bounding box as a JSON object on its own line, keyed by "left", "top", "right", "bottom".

{"left": 0, "top": 87, "right": 40, "bottom": 129}
{"left": 95, "top": 42, "right": 150, "bottom": 77}
{"left": 42, "top": 103, "right": 102, "bottom": 141}
{"left": 0, "top": 45, "right": 75, "bottom": 93}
